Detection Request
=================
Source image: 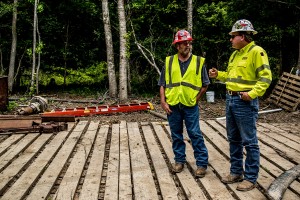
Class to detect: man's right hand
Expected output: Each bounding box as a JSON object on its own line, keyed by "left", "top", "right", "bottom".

{"left": 161, "top": 102, "right": 172, "bottom": 115}
{"left": 209, "top": 68, "right": 218, "bottom": 78}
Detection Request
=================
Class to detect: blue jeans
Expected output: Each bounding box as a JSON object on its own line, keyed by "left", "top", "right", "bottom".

{"left": 226, "top": 94, "right": 259, "bottom": 183}
{"left": 167, "top": 103, "right": 208, "bottom": 168}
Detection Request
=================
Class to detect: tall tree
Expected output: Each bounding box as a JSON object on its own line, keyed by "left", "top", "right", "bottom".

{"left": 102, "top": 0, "right": 117, "bottom": 98}
{"left": 35, "top": 5, "right": 41, "bottom": 94}
{"left": 187, "top": 0, "right": 193, "bottom": 35}
{"left": 8, "top": 0, "right": 18, "bottom": 93}
{"left": 118, "top": 0, "right": 128, "bottom": 100}
{"left": 31, "top": 0, "right": 38, "bottom": 94}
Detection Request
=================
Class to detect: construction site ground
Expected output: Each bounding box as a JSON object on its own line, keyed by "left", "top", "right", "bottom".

{"left": 0, "top": 95, "right": 299, "bottom": 199}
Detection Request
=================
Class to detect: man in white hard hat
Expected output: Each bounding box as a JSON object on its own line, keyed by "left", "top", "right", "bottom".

{"left": 209, "top": 19, "right": 272, "bottom": 191}
{"left": 158, "top": 30, "right": 210, "bottom": 178}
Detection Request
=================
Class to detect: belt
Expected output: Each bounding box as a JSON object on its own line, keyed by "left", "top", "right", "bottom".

{"left": 227, "top": 90, "right": 248, "bottom": 96}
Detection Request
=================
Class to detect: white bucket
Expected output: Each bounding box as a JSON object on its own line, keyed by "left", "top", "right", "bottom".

{"left": 206, "top": 91, "right": 215, "bottom": 103}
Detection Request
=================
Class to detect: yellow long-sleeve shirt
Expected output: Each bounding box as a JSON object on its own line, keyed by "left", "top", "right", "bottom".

{"left": 217, "top": 41, "right": 272, "bottom": 99}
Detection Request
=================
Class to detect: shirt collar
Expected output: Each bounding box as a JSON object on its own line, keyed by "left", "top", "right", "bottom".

{"left": 238, "top": 41, "right": 256, "bottom": 53}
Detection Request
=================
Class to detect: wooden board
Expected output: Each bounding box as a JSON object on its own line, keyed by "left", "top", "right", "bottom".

{"left": 103, "top": 124, "right": 119, "bottom": 200}
{"left": 26, "top": 121, "right": 88, "bottom": 200}
{"left": 153, "top": 122, "right": 208, "bottom": 199}
{"left": 127, "top": 122, "right": 158, "bottom": 199}
{"left": 53, "top": 121, "right": 99, "bottom": 199}
{"left": 79, "top": 124, "right": 108, "bottom": 200}
{"left": 142, "top": 124, "right": 179, "bottom": 199}
{"left": 0, "top": 120, "right": 299, "bottom": 200}
{"left": 268, "top": 72, "right": 300, "bottom": 111}
{"left": 118, "top": 121, "right": 132, "bottom": 199}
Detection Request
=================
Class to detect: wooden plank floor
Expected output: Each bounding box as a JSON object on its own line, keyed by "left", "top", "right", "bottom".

{"left": 0, "top": 119, "right": 299, "bottom": 200}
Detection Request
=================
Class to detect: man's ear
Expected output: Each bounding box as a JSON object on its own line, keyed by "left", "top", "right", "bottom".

{"left": 240, "top": 34, "right": 244, "bottom": 41}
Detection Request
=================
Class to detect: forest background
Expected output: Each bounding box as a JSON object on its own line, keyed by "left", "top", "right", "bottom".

{"left": 0, "top": 0, "right": 299, "bottom": 100}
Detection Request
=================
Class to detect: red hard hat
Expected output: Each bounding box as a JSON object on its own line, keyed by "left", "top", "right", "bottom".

{"left": 172, "top": 30, "right": 193, "bottom": 44}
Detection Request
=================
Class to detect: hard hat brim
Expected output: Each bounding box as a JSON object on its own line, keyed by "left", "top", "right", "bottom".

{"left": 229, "top": 30, "right": 258, "bottom": 35}
{"left": 172, "top": 38, "right": 194, "bottom": 45}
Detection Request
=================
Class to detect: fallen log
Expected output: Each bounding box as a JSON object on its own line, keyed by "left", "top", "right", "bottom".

{"left": 267, "top": 164, "right": 300, "bottom": 200}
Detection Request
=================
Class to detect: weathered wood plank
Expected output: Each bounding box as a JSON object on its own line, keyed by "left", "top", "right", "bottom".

{"left": 272, "top": 123, "right": 300, "bottom": 135}
{"left": 210, "top": 120, "right": 297, "bottom": 172}
{"left": 79, "top": 123, "right": 108, "bottom": 200}
{"left": 127, "top": 122, "right": 158, "bottom": 199}
{"left": 202, "top": 121, "right": 268, "bottom": 198}
{"left": 0, "top": 134, "right": 52, "bottom": 197}
{"left": 0, "top": 123, "right": 74, "bottom": 200}
{"left": 54, "top": 121, "right": 99, "bottom": 199}
{"left": 275, "top": 85, "right": 300, "bottom": 97}
{"left": 119, "top": 121, "right": 132, "bottom": 199}
{"left": 258, "top": 123, "right": 300, "bottom": 144}
{"left": 257, "top": 125, "right": 300, "bottom": 151}
{"left": 184, "top": 139, "right": 235, "bottom": 200}
{"left": 218, "top": 120, "right": 300, "bottom": 164}
{"left": 0, "top": 134, "right": 38, "bottom": 171}
{"left": 0, "top": 134, "right": 25, "bottom": 156}
{"left": 26, "top": 121, "right": 88, "bottom": 200}
{"left": 166, "top": 121, "right": 235, "bottom": 199}
{"left": 257, "top": 128, "right": 300, "bottom": 164}
{"left": 202, "top": 120, "right": 299, "bottom": 200}
{"left": 142, "top": 124, "right": 178, "bottom": 199}
{"left": 103, "top": 124, "right": 119, "bottom": 200}
{"left": 152, "top": 122, "right": 208, "bottom": 199}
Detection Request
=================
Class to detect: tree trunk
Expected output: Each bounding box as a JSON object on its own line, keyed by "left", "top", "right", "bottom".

{"left": 187, "top": 0, "right": 193, "bottom": 35}
{"left": 127, "top": 59, "right": 131, "bottom": 95}
{"left": 0, "top": 44, "right": 3, "bottom": 75}
{"left": 102, "top": 0, "right": 117, "bottom": 98}
{"left": 8, "top": 0, "right": 18, "bottom": 93}
{"left": 297, "top": 23, "right": 300, "bottom": 69}
{"left": 118, "top": 0, "right": 128, "bottom": 101}
{"left": 31, "top": 0, "right": 38, "bottom": 93}
{"left": 63, "top": 20, "right": 69, "bottom": 89}
{"left": 36, "top": 8, "right": 41, "bottom": 95}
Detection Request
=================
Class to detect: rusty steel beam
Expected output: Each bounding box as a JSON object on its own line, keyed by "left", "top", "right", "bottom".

{"left": 0, "top": 115, "right": 75, "bottom": 129}
{"left": 0, "top": 115, "right": 41, "bottom": 129}
{"left": 0, "top": 122, "right": 68, "bottom": 134}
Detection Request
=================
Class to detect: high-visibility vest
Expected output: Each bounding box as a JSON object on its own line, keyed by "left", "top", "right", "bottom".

{"left": 217, "top": 41, "right": 272, "bottom": 99}
{"left": 165, "top": 54, "right": 205, "bottom": 106}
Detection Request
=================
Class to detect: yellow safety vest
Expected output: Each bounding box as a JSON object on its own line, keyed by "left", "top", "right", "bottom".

{"left": 165, "top": 54, "right": 205, "bottom": 106}
{"left": 217, "top": 41, "right": 272, "bottom": 99}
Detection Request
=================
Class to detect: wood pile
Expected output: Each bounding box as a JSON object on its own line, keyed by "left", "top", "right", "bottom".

{"left": 268, "top": 72, "right": 300, "bottom": 111}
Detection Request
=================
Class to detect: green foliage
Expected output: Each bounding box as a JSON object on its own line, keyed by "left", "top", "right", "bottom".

{"left": 0, "top": 2, "right": 13, "bottom": 17}
{"left": 40, "top": 62, "right": 107, "bottom": 86}
{"left": 0, "top": 0, "right": 299, "bottom": 96}
{"left": 7, "top": 101, "right": 18, "bottom": 112}
{"left": 194, "top": 1, "right": 232, "bottom": 68}
{"left": 36, "top": 41, "right": 44, "bottom": 54}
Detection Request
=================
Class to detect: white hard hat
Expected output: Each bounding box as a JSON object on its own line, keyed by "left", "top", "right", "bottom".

{"left": 229, "top": 19, "right": 257, "bottom": 35}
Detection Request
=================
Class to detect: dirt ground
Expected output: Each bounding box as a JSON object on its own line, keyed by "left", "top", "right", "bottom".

{"left": 4, "top": 94, "right": 300, "bottom": 124}
{"left": 8, "top": 93, "right": 296, "bottom": 125}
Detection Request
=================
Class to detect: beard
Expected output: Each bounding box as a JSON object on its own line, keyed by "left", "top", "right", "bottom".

{"left": 179, "top": 47, "right": 191, "bottom": 58}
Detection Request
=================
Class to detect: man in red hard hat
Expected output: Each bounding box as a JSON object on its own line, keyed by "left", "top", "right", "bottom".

{"left": 158, "top": 29, "right": 210, "bottom": 178}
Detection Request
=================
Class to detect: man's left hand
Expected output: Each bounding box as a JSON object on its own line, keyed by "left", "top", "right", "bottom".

{"left": 239, "top": 92, "right": 252, "bottom": 101}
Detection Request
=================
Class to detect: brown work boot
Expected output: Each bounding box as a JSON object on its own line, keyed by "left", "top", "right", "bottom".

{"left": 221, "top": 174, "right": 243, "bottom": 184}
{"left": 172, "top": 163, "right": 184, "bottom": 173}
{"left": 195, "top": 167, "right": 206, "bottom": 178}
{"left": 236, "top": 180, "right": 256, "bottom": 191}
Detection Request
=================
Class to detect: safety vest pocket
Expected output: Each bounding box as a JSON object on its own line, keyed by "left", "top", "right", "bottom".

{"left": 237, "top": 60, "right": 247, "bottom": 68}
